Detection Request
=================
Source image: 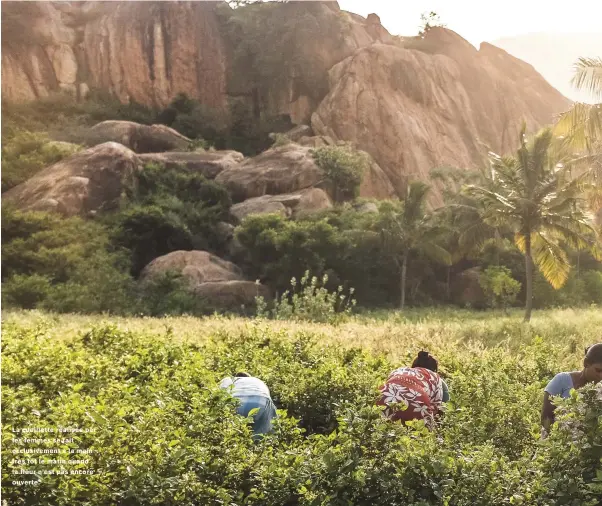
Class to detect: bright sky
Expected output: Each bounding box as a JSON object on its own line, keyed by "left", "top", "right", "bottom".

{"left": 337, "top": 0, "right": 602, "bottom": 47}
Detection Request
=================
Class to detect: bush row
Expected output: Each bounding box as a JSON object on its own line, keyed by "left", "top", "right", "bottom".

{"left": 2, "top": 321, "right": 601, "bottom": 505}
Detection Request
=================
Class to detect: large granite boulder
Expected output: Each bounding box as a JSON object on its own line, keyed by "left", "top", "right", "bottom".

{"left": 2, "top": 142, "right": 140, "bottom": 216}
{"left": 215, "top": 144, "right": 325, "bottom": 202}
{"left": 140, "top": 249, "right": 271, "bottom": 310}
{"left": 140, "top": 250, "right": 244, "bottom": 285}
{"left": 215, "top": 143, "right": 394, "bottom": 202}
{"left": 230, "top": 188, "right": 332, "bottom": 222}
{"left": 312, "top": 29, "right": 571, "bottom": 203}
{"left": 85, "top": 120, "right": 192, "bottom": 153}
{"left": 138, "top": 150, "right": 243, "bottom": 179}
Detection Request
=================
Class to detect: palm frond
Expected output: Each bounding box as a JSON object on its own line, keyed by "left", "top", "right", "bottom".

{"left": 530, "top": 232, "right": 571, "bottom": 289}
{"left": 420, "top": 241, "right": 452, "bottom": 266}
{"left": 457, "top": 221, "right": 495, "bottom": 252}
{"left": 571, "top": 57, "right": 602, "bottom": 100}
{"left": 554, "top": 103, "right": 602, "bottom": 152}
{"left": 403, "top": 181, "right": 431, "bottom": 225}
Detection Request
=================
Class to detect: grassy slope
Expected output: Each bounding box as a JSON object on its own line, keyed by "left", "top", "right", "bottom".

{"left": 4, "top": 307, "right": 600, "bottom": 363}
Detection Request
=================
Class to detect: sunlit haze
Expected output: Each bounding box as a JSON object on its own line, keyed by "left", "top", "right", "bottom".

{"left": 337, "top": 0, "right": 602, "bottom": 46}
{"left": 337, "top": 0, "right": 602, "bottom": 103}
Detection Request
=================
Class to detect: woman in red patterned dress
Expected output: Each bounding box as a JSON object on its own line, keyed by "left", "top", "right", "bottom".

{"left": 377, "top": 351, "right": 449, "bottom": 429}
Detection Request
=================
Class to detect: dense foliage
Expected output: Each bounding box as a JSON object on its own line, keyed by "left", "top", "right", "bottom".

{"left": 2, "top": 311, "right": 601, "bottom": 505}
{"left": 111, "top": 162, "right": 232, "bottom": 275}
{"left": 311, "top": 145, "right": 368, "bottom": 203}
{"left": 1, "top": 163, "right": 233, "bottom": 316}
{"left": 1, "top": 129, "right": 81, "bottom": 192}
{"left": 1, "top": 205, "right": 133, "bottom": 313}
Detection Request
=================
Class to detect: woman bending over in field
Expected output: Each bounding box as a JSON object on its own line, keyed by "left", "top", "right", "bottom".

{"left": 376, "top": 351, "right": 449, "bottom": 429}
{"left": 541, "top": 343, "right": 602, "bottom": 438}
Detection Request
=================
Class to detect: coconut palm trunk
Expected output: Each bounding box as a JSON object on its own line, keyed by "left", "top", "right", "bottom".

{"left": 400, "top": 252, "right": 408, "bottom": 310}
{"left": 524, "top": 233, "right": 534, "bottom": 322}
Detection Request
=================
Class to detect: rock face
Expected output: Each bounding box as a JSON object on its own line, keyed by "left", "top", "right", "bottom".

{"left": 2, "top": 142, "right": 140, "bottom": 216}
{"left": 140, "top": 249, "right": 271, "bottom": 309}
{"left": 215, "top": 144, "right": 326, "bottom": 202}
{"left": 230, "top": 188, "right": 332, "bottom": 222}
{"left": 312, "top": 29, "right": 571, "bottom": 203}
{"left": 139, "top": 150, "right": 243, "bottom": 178}
{"left": 215, "top": 143, "right": 394, "bottom": 202}
{"left": 0, "top": 1, "right": 389, "bottom": 120}
{"left": 85, "top": 121, "right": 191, "bottom": 153}
{"left": 2, "top": 4, "right": 571, "bottom": 204}
{"left": 1, "top": 2, "right": 228, "bottom": 110}
{"left": 141, "top": 250, "right": 243, "bottom": 285}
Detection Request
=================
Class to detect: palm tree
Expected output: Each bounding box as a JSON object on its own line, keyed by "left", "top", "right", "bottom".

{"left": 555, "top": 57, "right": 602, "bottom": 151}
{"left": 376, "top": 181, "right": 451, "bottom": 309}
{"left": 431, "top": 165, "right": 508, "bottom": 262}
{"left": 464, "top": 125, "right": 600, "bottom": 321}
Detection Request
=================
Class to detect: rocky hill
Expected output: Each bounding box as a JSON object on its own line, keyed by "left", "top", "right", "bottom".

{"left": 1, "top": 1, "right": 571, "bottom": 202}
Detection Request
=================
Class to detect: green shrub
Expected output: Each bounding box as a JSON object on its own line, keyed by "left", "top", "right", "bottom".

{"left": 135, "top": 271, "right": 209, "bottom": 317}
{"left": 256, "top": 271, "right": 356, "bottom": 324}
{"left": 112, "top": 163, "right": 233, "bottom": 276}
{"left": 1, "top": 130, "right": 81, "bottom": 191}
{"left": 110, "top": 205, "right": 194, "bottom": 277}
{"left": 2, "top": 274, "right": 51, "bottom": 309}
{"left": 479, "top": 266, "right": 521, "bottom": 311}
{"left": 311, "top": 144, "right": 368, "bottom": 202}
{"left": 126, "top": 162, "right": 231, "bottom": 215}
{"left": 2, "top": 319, "right": 601, "bottom": 505}
{"left": 234, "top": 213, "right": 344, "bottom": 292}
{"left": 1, "top": 207, "right": 134, "bottom": 313}
{"left": 533, "top": 269, "right": 602, "bottom": 308}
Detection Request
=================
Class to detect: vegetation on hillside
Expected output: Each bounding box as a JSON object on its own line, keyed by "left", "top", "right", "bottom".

{"left": 2, "top": 45, "right": 602, "bottom": 318}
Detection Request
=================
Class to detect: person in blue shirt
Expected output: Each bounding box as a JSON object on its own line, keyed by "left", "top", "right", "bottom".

{"left": 541, "top": 343, "right": 602, "bottom": 437}
{"left": 219, "top": 372, "right": 277, "bottom": 438}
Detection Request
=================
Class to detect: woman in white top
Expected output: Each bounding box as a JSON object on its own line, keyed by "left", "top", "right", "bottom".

{"left": 541, "top": 343, "right": 602, "bottom": 437}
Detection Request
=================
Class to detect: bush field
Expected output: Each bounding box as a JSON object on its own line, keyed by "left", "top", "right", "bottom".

{"left": 2, "top": 308, "right": 602, "bottom": 505}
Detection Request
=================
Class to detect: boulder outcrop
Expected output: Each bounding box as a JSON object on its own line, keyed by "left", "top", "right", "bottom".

{"left": 311, "top": 29, "right": 571, "bottom": 203}
{"left": 140, "top": 249, "right": 271, "bottom": 309}
{"left": 2, "top": 142, "right": 140, "bottom": 216}
{"left": 140, "top": 250, "right": 243, "bottom": 285}
{"left": 230, "top": 188, "right": 332, "bottom": 222}
{"left": 85, "top": 120, "right": 191, "bottom": 153}
{"left": 215, "top": 144, "right": 325, "bottom": 202}
{"left": 139, "top": 150, "right": 243, "bottom": 178}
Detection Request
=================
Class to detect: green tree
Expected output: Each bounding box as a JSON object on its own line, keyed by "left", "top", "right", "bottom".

{"left": 464, "top": 125, "right": 601, "bottom": 321}
{"left": 234, "top": 213, "right": 343, "bottom": 292}
{"left": 311, "top": 145, "right": 367, "bottom": 203}
{"left": 376, "top": 181, "right": 451, "bottom": 309}
{"left": 479, "top": 266, "right": 521, "bottom": 312}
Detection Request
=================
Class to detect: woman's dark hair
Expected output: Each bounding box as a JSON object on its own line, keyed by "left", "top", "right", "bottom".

{"left": 412, "top": 351, "right": 438, "bottom": 372}
{"left": 584, "top": 343, "right": 602, "bottom": 366}
{"left": 234, "top": 372, "right": 251, "bottom": 377}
